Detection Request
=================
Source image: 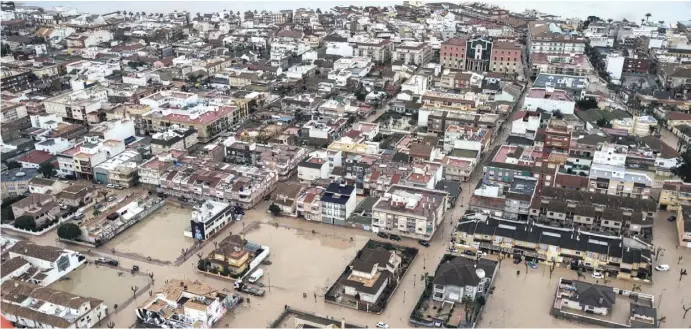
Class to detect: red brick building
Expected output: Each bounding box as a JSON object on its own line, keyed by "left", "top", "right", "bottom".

{"left": 441, "top": 36, "right": 522, "bottom": 74}
{"left": 623, "top": 56, "right": 650, "bottom": 74}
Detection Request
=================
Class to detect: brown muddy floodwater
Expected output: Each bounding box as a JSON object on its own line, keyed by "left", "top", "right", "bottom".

{"left": 50, "top": 264, "right": 150, "bottom": 312}
{"left": 217, "top": 223, "right": 371, "bottom": 327}
{"left": 103, "top": 204, "right": 194, "bottom": 262}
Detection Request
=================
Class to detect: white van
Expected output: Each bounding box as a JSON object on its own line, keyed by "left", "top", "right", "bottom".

{"left": 248, "top": 269, "right": 264, "bottom": 283}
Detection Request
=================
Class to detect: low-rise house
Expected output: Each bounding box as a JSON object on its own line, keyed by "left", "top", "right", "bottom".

{"left": 1, "top": 280, "right": 107, "bottom": 329}
{"left": 186, "top": 200, "right": 234, "bottom": 241}
{"left": 56, "top": 185, "right": 99, "bottom": 208}
{"left": 343, "top": 247, "right": 401, "bottom": 304}
{"left": 1, "top": 168, "right": 40, "bottom": 199}
{"left": 2, "top": 241, "right": 85, "bottom": 286}
{"left": 137, "top": 151, "right": 185, "bottom": 189}
{"left": 150, "top": 126, "right": 198, "bottom": 155}
{"left": 296, "top": 186, "right": 324, "bottom": 222}
{"left": 17, "top": 150, "right": 53, "bottom": 169}
{"left": 202, "top": 234, "right": 250, "bottom": 276}
{"left": 272, "top": 182, "right": 305, "bottom": 216}
{"left": 92, "top": 150, "right": 142, "bottom": 187}
{"left": 11, "top": 194, "right": 59, "bottom": 228}
{"left": 372, "top": 184, "right": 448, "bottom": 241}
{"left": 320, "top": 182, "right": 357, "bottom": 226}
{"left": 27, "top": 177, "right": 67, "bottom": 195}
{"left": 136, "top": 279, "right": 237, "bottom": 328}
{"left": 456, "top": 217, "right": 653, "bottom": 280}
{"left": 297, "top": 157, "right": 329, "bottom": 183}
{"left": 530, "top": 187, "right": 656, "bottom": 236}
{"left": 432, "top": 257, "right": 498, "bottom": 302}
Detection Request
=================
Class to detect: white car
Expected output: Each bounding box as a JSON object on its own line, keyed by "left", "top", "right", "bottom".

{"left": 376, "top": 322, "right": 389, "bottom": 329}
{"left": 106, "top": 184, "right": 115, "bottom": 188}
{"left": 655, "top": 264, "right": 670, "bottom": 271}
{"left": 591, "top": 271, "right": 604, "bottom": 279}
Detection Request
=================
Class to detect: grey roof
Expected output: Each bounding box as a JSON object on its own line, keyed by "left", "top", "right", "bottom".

{"left": 434, "top": 180, "right": 461, "bottom": 199}
{"left": 433, "top": 256, "right": 497, "bottom": 287}
{"left": 573, "top": 280, "right": 615, "bottom": 309}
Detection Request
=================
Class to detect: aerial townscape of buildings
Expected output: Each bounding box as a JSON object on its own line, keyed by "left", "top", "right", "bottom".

{"left": 1, "top": 1, "right": 691, "bottom": 328}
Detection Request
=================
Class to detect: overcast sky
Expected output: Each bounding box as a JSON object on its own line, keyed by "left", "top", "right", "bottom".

{"left": 27, "top": 1, "right": 691, "bottom": 24}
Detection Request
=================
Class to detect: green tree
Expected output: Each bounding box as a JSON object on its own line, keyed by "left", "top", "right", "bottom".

{"left": 14, "top": 216, "right": 36, "bottom": 230}
{"left": 93, "top": 208, "right": 101, "bottom": 217}
{"left": 672, "top": 150, "right": 691, "bottom": 182}
{"left": 268, "top": 203, "right": 281, "bottom": 215}
{"left": 57, "top": 222, "right": 82, "bottom": 240}
{"left": 38, "top": 162, "right": 56, "bottom": 178}
{"left": 1, "top": 207, "right": 15, "bottom": 223}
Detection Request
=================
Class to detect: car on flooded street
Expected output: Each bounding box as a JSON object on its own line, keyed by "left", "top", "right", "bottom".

{"left": 95, "top": 258, "right": 118, "bottom": 266}
{"left": 377, "top": 232, "right": 389, "bottom": 239}
{"left": 592, "top": 271, "right": 604, "bottom": 279}
{"left": 513, "top": 257, "right": 521, "bottom": 264}
{"left": 668, "top": 216, "right": 677, "bottom": 222}
{"left": 376, "top": 322, "right": 389, "bottom": 329}
{"left": 655, "top": 264, "right": 670, "bottom": 271}
{"left": 418, "top": 240, "right": 430, "bottom": 247}
{"left": 388, "top": 234, "right": 401, "bottom": 241}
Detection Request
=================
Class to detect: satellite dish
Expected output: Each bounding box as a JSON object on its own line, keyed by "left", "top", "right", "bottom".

{"left": 475, "top": 268, "right": 486, "bottom": 279}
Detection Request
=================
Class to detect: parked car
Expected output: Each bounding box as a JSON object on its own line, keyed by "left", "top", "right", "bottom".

{"left": 388, "top": 234, "right": 401, "bottom": 241}
{"left": 376, "top": 322, "right": 389, "bottom": 329}
{"left": 94, "top": 203, "right": 104, "bottom": 210}
{"left": 418, "top": 240, "right": 430, "bottom": 247}
{"left": 157, "top": 192, "right": 167, "bottom": 198}
{"left": 655, "top": 264, "right": 670, "bottom": 271}
{"left": 462, "top": 250, "right": 477, "bottom": 257}
{"left": 114, "top": 184, "right": 124, "bottom": 190}
{"left": 446, "top": 248, "right": 458, "bottom": 254}
{"left": 513, "top": 257, "right": 521, "bottom": 264}
{"left": 591, "top": 271, "right": 604, "bottom": 279}
{"left": 668, "top": 216, "right": 677, "bottom": 222}
{"left": 377, "top": 232, "right": 389, "bottom": 239}
{"left": 106, "top": 196, "right": 117, "bottom": 202}
{"left": 527, "top": 261, "right": 538, "bottom": 269}
{"left": 106, "top": 184, "right": 115, "bottom": 188}
{"left": 178, "top": 196, "right": 189, "bottom": 202}
{"left": 95, "top": 258, "right": 118, "bottom": 266}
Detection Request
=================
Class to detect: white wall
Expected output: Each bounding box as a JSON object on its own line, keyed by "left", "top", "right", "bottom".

{"left": 297, "top": 165, "right": 328, "bottom": 182}
{"left": 36, "top": 138, "right": 72, "bottom": 155}
{"left": 326, "top": 42, "right": 354, "bottom": 57}
{"left": 511, "top": 116, "right": 540, "bottom": 137}
{"left": 523, "top": 97, "right": 575, "bottom": 114}
{"left": 606, "top": 54, "right": 625, "bottom": 80}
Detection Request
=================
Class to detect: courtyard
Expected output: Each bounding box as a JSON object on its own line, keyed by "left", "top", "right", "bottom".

{"left": 103, "top": 203, "right": 195, "bottom": 263}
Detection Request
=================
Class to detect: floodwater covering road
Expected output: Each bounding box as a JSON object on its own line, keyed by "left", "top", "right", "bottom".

{"left": 103, "top": 203, "right": 194, "bottom": 262}
{"left": 11, "top": 92, "right": 690, "bottom": 328}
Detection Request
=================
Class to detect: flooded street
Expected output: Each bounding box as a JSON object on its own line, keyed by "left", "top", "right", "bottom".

{"left": 7, "top": 115, "right": 691, "bottom": 328}
{"left": 104, "top": 203, "right": 194, "bottom": 262}
{"left": 50, "top": 264, "right": 150, "bottom": 317}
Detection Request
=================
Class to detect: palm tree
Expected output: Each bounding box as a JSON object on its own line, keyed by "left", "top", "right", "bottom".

{"left": 641, "top": 18, "right": 645, "bottom": 26}
{"left": 645, "top": 13, "right": 651, "bottom": 23}
{"left": 607, "top": 18, "right": 613, "bottom": 24}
